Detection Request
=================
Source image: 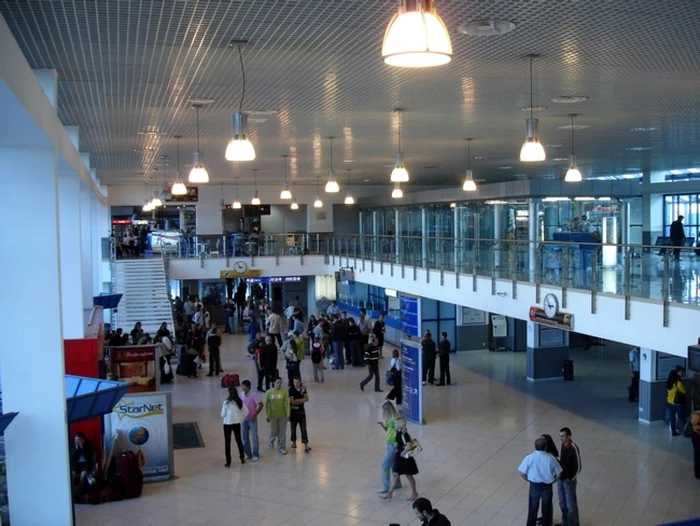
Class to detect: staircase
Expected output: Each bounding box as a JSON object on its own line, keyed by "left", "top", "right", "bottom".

{"left": 113, "top": 258, "right": 174, "bottom": 336}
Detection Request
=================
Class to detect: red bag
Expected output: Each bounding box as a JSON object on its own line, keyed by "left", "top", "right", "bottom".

{"left": 116, "top": 451, "right": 143, "bottom": 499}
{"left": 221, "top": 373, "right": 240, "bottom": 388}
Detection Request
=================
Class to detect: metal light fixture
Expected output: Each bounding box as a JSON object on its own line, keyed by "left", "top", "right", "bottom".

{"left": 151, "top": 191, "right": 162, "bottom": 207}
{"left": 344, "top": 169, "right": 355, "bottom": 205}
{"left": 382, "top": 0, "right": 452, "bottom": 68}
{"left": 188, "top": 104, "right": 210, "bottom": 183}
{"left": 232, "top": 177, "right": 242, "bottom": 209}
{"left": 520, "top": 55, "right": 546, "bottom": 162}
{"left": 225, "top": 44, "right": 256, "bottom": 161}
{"left": 392, "top": 183, "right": 404, "bottom": 199}
{"left": 171, "top": 135, "right": 187, "bottom": 195}
{"left": 325, "top": 137, "right": 340, "bottom": 193}
{"left": 463, "top": 138, "right": 477, "bottom": 192}
{"left": 280, "top": 155, "right": 292, "bottom": 199}
{"left": 564, "top": 113, "right": 583, "bottom": 183}
{"left": 390, "top": 108, "right": 409, "bottom": 182}
{"left": 314, "top": 177, "right": 323, "bottom": 207}
{"left": 291, "top": 184, "right": 299, "bottom": 210}
{"left": 251, "top": 168, "right": 261, "bottom": 205}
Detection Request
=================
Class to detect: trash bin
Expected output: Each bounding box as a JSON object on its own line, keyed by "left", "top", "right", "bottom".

{"left": 563, "top": 360, "right": 574, "bottom": 381}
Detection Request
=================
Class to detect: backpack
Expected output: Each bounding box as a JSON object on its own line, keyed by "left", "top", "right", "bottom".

{"left": 311, "top": 345, "right": 323, "bottom": 364}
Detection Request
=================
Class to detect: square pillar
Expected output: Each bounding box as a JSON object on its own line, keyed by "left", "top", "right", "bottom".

{"left": 526, "top": 321, "right": 570, "bottom": 381}
{"left": 80, "top": 186, "right": 95, "bottom": 307}
{"left": 0, "top": 146, "right": 73, "bottom": 525}
{"left": 58, "top": 174, "right": 85, "bottom": 339}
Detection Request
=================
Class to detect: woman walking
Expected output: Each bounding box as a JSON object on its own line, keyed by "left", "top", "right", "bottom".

{"left": 221, "top": 386, "right": 249, "bottom": 467}
{"left": 385, "top": 349, "right": 403, "bottom": 405}
{"left": 667, "top": 369, "right": 687, "bottom": 436}
{"left": 379, "top": 418, "right": 419, "bottom": 502}
{"left": 378, "top": 402, "right": 402, "bottom": 494}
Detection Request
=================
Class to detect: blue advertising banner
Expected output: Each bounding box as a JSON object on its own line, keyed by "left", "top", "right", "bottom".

{"left": 400, "top": 340, "right": 424, "bottom": 425}
{"left": 400, "top": 294, "right": 420, "bottom": 337}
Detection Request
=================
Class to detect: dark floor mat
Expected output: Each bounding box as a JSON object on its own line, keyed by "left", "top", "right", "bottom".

{"left": 173, "top": 422, "right": 205, "bottom": 449}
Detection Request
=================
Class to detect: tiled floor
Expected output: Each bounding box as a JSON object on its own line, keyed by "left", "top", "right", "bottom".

{"left": 77, "top": 336, "right": 700, "bottom": 526}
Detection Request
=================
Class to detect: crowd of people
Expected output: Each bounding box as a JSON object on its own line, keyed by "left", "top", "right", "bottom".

{"left": 113, "top": 225, "right": 152, "bottom": 258}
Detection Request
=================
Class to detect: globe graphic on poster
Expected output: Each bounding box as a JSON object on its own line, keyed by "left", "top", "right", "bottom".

{"left": 128, "top": 426, "right": 150, "bottom": 446}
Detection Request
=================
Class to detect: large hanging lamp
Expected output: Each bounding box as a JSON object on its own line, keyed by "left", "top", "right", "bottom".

{"left": 390, "top": 108, "right": 409, "bottom": 182}
{"left": 325, "top": 137, "right": 340, "bottom": 193}
{"left": 344, "top": 169, "right": 355, "bottom": 205}
{"left": 225, "top": 44, "right": 256, "bottom": 162}
{"left": 232, "top": 177, "right": 242, "bottom": 209}
{"left": 251, "top": 168, "right": 261, "bottom": 205}
{"left": 392, "top": 183, "right": 404, "bottom": 199}
{"left": 143, "top": 182, "right": 154, "bottom": 211}
{"left": 564, "top": 113, "right": 583, "bottom": 182}
{"left": 280, "top": 155, "right": 292, "bottom": 199}
{"left": 291, "top": 184, "right": 299, "bottom": 210}
{"left": 171, "top": 135, "right": 187, "bottom": 195}
{"left": 520, "top": 55, "right": 546, "bottom": 162}
{"left": 463, "top": 138, "right": 477, "bottom": 192}
{"left": 188, "top": 104, "right": 210, "bottom": 183}
{"left": 314, "top": 177, "right": 323, "bottom": 208}
{"left": 382, "top": 0, "right": 452, "bottom": 68}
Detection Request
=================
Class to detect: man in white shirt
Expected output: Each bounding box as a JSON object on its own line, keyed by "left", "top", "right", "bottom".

{"left": 327, "top": 301, "right": 340, "bottom": 317}
{"left": 265, "top": 308, "right": 283, "bottom": 347}
{"left": 518, "top": 437, "right": 562, "bottom": 526}
{"left": 628, "top": 347, "right": 640, "bottom": 403}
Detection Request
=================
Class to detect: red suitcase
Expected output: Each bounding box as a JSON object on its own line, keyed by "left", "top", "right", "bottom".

{"left": 117, "top": 451, "right": 143, "bottom": 499}
{"left": 221, "top": 373, "right": 240, "bottom": 388}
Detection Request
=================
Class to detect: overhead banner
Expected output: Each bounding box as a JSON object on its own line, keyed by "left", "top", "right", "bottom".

{"left": 528, "top": 307, "right": 573, "bottom": 331}
{"left": 220, "top": 269, "right": 262, "bottom": 279}
{"left": 105, "top": 392, "right": 174, "bottom": 482}
{"left": 400, "top": 339, "right": 424, "bottom": 426}
{"left": 399, "top": 294, "right": 420, "bottom": 337}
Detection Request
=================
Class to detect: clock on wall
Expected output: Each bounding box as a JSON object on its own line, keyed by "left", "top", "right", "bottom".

{"left": 233, "top": 261, "right": 248, "bottom": 273}
{"left": 543, "top": 293, "right": 559, "bottom": 319}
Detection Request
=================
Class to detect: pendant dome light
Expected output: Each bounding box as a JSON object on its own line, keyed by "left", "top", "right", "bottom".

{"left": 142, "top": 182, "right": 153, "bottom": 211}
{"left": 314, "top": 177, "right": 323, "bottom": 208}
{"left": 152, "top": 191, "right": 163, "bottom": 207}
{"left": 520, "top": 55, "right": 546, "bottom": 162}
{"left": 171, "top": 135, "right": 187, "bottom": 196}
{"left": 225, "top": 43, "right": 256, "bottom": 162}
{"left": 280, "top": 155, "right": 292, "bottom": 199}
{"left": 392, "top": 183, "right": 404, "bottom": 199}
{"left": 325, "top": 137, "right": 340, "bottom": 193}
{"left": 232, "top": 177, "right": 242, "bottom": 209}
{"left": 251, "top": 168, "right": 261, "bottom": 205}
{"left": 344, "top": 169, "right": 355, "bottom": 205}
{"left": 188, "top": 104, "right": 210, "bottom": 183}
{"left": 291, "top": 184, "right": 299, "bottom": 210}
{"left": 463, "top": 138, "right": 477, "bottom": 192}
{"left": 564, "top": 113, "right": 583, "bottom": 182}
{"left": 390, "top": 108, "right": 409, "bottom": 183}
{"left": 382, "top": 0, "right": 452, "bottom": 68}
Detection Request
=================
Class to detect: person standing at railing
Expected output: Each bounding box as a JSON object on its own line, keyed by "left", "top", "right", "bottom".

{"left": 670, "top": 215, "right": 686, "bottom": 261}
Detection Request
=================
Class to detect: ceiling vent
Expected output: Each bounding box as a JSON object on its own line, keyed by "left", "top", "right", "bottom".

{"left": 458, "top": 20, "right": 516, "bottom": 37}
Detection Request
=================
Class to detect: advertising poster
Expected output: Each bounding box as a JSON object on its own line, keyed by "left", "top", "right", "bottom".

{"left": 400, "top": 340, "right": 424, "bottom": 425}
{"left": 399, "top": 294, "right": 420, "bottom": 337}
{"left": 105, "top": 392, "right": 173, "bottom": 482}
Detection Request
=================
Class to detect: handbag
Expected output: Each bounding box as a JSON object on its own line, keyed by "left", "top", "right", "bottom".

{"left": 163, "top": 362, "right": 172, "bottom": 375}
{"left": 401, "top": 434, "right": 422, "bottom": 459}
{"left": 385, "top": 370, "right": 394, "bottom": 386}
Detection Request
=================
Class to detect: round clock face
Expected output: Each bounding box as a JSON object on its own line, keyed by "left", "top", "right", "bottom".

{"left": 543, "top": 293, "right": 559, "bottom": 319}
{"left": 233, "top": 261, "right": 248, "bottom": 273}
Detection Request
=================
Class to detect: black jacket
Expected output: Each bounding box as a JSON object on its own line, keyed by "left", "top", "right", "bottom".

{"left": 438, "top": 339, "right": 451, "bottom": 357}
{"left": 559, "top": 441, "right": 582, "bottom": 481}
{"left": 363, "top": 345, "right": 380, "bottom": 366}
{"left": 423, "top": 510, "right": 451, "bottom": 526}
{"left": 670, "top": 220, "right": 686, "bottom": 242}
{"left": 261, "top": 343, "right": 278, "bottom": 370}
{"left": 330, "top": 319, "right": 347, "bottom": 342}
{"left": 422, "top": 338, "right": 437, "bottom": 359}
{"left": 207, "top": 334, "right": 221, "bottom": 352}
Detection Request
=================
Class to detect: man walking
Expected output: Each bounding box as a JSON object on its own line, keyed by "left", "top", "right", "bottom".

{"left": 436, "top": 332, "right": 451, "bottom": 386}
{"left": 265, "top": 307, "right": 283, "bottom": 347}
{"left": 358, "top": 309, "right": 374, "bottom": 347}
{"left": 289, "top": 377, "right": 312, "bottom": 452}
{"left": 421, "top": 330, "right": 437, "bottom": 385}
{"left": 628, "top": 346, "right": 640, "bottom": 403}
{"left": 240, "top": 380, "right": 263, "bottom": 461}
{"left": 260, "top": 335, "right": 279, "bottom": 390}
{"left": 670, "top": 214, "right": 686, "bottom": 260}
{"left": 518, "top": 437, "right": 562, "bottom": 526}
{"left": 206, "top": 326, "right": 222, "bottom": 377}
{"left": 224, "top": 297, "right": 236, "bottom": 334}
{"left": 360, "top": 336, "right": 382, "bottom": 393}
{"left": 330, "top": 315, "right": 346, "bottom": 370}
{"left": 558, "top": 427, "right": 582, "bottom": 526}
{"left": 264, "top": 377, "right": 290, "bottom": 455}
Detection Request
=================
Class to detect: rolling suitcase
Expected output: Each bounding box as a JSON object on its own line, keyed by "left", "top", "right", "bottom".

{"left": 116, "top": 451, "right": 143, "bottom": 499}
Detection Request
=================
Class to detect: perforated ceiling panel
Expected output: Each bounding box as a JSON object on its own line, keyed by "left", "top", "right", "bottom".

{"left": 1, "top": 0, "right": 699, "bottom": 188}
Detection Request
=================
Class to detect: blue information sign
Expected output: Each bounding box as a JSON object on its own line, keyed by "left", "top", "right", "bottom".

{"left": 400, "top": 295, "right": 420, "bottom": 337}
{"left": 400, "top": 340, "right": 423, "bottom": 425}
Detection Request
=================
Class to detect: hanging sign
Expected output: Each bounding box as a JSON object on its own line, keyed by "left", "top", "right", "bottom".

{"left": 400, "top": 339, "right": 424, "bottom": 426}
{"left": 399, "top": 294, "right": 420, "bottom": 337}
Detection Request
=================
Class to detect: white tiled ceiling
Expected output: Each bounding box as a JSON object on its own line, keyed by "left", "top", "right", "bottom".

{"left": 1, "top": 0, "right": 699, "bottom": 187}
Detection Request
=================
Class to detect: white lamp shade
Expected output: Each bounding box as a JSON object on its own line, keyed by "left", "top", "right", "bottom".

{"left": 171, "top": 180, "right": 187, "bottom": 196}
{"left": 325, "top": 178, "right": 340, "bottom": 193}
{"left": 520, "top": 140, "right": 546, "bottom": 162}
{"left": 152, "top": 194, "right": 162, "bottom": 207}
{"left": 232, "top": 199, "right": 242, "bottom": 209}
{"left": 280, "top": 188, "right": 292, "bottom": 200}
{"left": 251, "top": 193, "right": 261, "bottom": 206}
{"left": 142, "top": 202, "right": 151, "bottom": 212}
{"left": 225, "top": 138, "right": 256, "bottom": 162}
{"left": 291, "top": 201, "right": 299, "bottom": 210}
{"left": 188, "top": 164, "right": 209, "bottom": 183}
{"left": 382, "top": 6, "right": 452, "bottom": 68}
{"left": 344, "top": 194, "right": 355, "bottom": 205}
{"left": 390, "top": 165, "right": 409, "bottom": 183}
{"left": 392, "top": 185, "right": 404, "bottom": 199}
{"left": 314, "top": 196, "right": 323, "bottom": 208}
{"left": 565, "top": 166, "right": 583, "bottom": 182}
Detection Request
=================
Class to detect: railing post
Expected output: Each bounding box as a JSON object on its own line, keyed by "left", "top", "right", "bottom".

{"left": 623, "top": 246, "right": 631, "bottom": 320}
{"left": 490, "top": 241, "right": 496, "bottom": 296}
{"left": 535, "top": 243, "right": 542, "bottom": 304}
{"left": 561, "top": 247, "right": 569, "bottom": 308}
{"left": 662, "top": 251, "right": 670, "bottom": 327}
{"left": 510, "top": 240, "right": 517, "bottom": 299}
{"left": 590, "top": 249, "right": 598, "bottom": 314}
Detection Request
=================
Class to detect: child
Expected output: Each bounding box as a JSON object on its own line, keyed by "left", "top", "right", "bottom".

{"left": 311, "top": 337, "right": 325, "bottom": 383}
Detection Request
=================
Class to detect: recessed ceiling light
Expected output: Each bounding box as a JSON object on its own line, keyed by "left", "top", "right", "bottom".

{"left": 550, "top": 96, "right": 588, "bottom": 104}
{"left": 246, "top": 109, "right": 279, "bottom": 116}
{"left": 363, "top": 179, "right": 371, "bottom": 182}
{"left": 629, "top": 126, "right": 656, "bottom": 132}
{"left": 134, "top": 148, "right": 155, "bottom": 152}
{"left": 546, "top": 144, "right": 563, "bottom": 148}
{"left": 248, "top": 117, "right": 269, "bottom": 124}
{"left": 624, "top": 167, "right": 640, "bottom": 171}
{"left": 138, "top": 131, "right": 166, "bottom": 137}
{"left": 552, "top": 157, "right": 569, "bottom": 161}
{"left": 458, "top": 20, "right": 516, "bottom": 37}
{"left": 514, "top": 173, "right": 529, "bottom": 178}
{"left": 343, "top": 159, "right": 356, "bottom": 164}
{"left": 499, "top": 166, "right": 513, "bottom": 170}
{"left": 622, "top": 173, "right": 640, "bottom": 179}
{"left": 186, "top": 96, "right": 215, "bottom": 105}
{"left": 626, "top": 146, "right": 650, "bottom": 151}
{"left": 473, "top": 156, "right": 488, "bottom": 160}
{"left": 557, "top": 124, "right": 591, "bottom": 130}
{"left": 520, "top": 105, "right": 547, "bottom": 112}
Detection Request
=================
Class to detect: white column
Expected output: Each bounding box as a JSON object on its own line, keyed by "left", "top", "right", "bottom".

{"left": 0, "top": 146, "right": 73, "bottom": 525}
{"left": 528, "top": 199, "right": 538, "bottom": 281}
{"left": 394, "top": 208, "right": 400, "bottom": 263}
{"left": 91, "top": 194, "right": 101, "bottom": 295}
{"left": 80, "top": 185, "right": 95, "bottom": 308}
{"left": 58, "top": 174, "right": 85, "bottom": 338}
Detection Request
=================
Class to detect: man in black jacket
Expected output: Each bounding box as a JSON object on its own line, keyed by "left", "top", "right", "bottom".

{"left": 360, "top": 336, "right": 382, "bottom": 392}
{"left": 436, "top": 332, "right": 451, "bottom": 386}
{"left": 412, "top": 497, "right": 451, "bottom": 525}
{"left": 670, "top": 215, "right": 686, "bottom": 260}
{"left": 260, "top": 336, "right": 279, "bottom": 390}
{"left": 421, "top": 331, "right": 437, "bottom": 385}
{"left": 206, "top": 326, "right": 222, "bottom": 376}
{"left": 558, "top": 427, "right": 582, "bottom": 526}
{"left": 330, "top": 315, "right": 347, "bottom": 370}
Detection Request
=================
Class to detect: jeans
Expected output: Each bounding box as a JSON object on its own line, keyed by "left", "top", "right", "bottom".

{"left": 223, "top": 423, "right": 244, "bottom": 465}
{"left": 209, "top": 350, "right": 221, "bottom": 375}
{"left": 668, "top": 403, "right": 685, "bottom": 433}
{"left": 558, "top": 479, "right": 579, "bottom": 526}
{"left": 268, "top": 415, "right": 287, "bottom": 450}
{"left": 332, "top": 341, "right": 345, "bottom": 369}
{"left": 226, "top": 315, "right": 236, "bottom": 334}
{"left": 439, "top": 354, "right": 450, "bottom": 385}
{"left": 349, "top": 339, "right": 362, "bottom": 366}
{"left": 361, "top": 364, "right": 380, "bottom": 391}
{"left": 290, "top": 411, "right": 308, "bottom": 444}
{"left": 380, "top": 442, "right": 395, "bottom": 492}
{"left": 313, "top": 363, "right": 324, "bottom": 382}
{"left": 526, "top": 482, "right": 553, "bottom": 526}
{"left": 241, "top": 418, "right": 259, "bottom": 458}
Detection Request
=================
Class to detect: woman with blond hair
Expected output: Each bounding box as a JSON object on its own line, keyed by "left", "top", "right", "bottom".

{"left": 379, "top": 418, "right": 419, "bottom": 502}
{"left": 378, "top": 402, "right": 402, "bottom": 493}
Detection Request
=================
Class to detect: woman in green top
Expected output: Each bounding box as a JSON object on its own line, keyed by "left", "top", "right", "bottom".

{"left": 379, "top": 402, "right": 401, "bottom": 493}
{"left": 667, "top": 368, "right": 687, "bottom": 436}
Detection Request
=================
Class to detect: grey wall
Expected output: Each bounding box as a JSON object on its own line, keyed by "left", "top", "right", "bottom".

{"left": 261, "top": 205, "right": 307, "bottom": 233}
{"left": 333, "top": 205, "right": 360, "bottom": 235}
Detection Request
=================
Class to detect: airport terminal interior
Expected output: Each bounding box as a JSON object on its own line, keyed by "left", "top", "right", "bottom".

{"left": 1, "top": 1, "right": 700, "bottom": 525}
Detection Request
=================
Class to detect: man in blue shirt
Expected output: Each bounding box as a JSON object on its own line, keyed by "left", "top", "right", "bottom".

{"left": 518, "top": 437, "right": 562, "bottom": 526}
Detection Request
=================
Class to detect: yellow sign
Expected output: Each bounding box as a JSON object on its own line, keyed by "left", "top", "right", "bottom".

{"left": 220, "top": 269, "right": 262, "bottom": 279}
